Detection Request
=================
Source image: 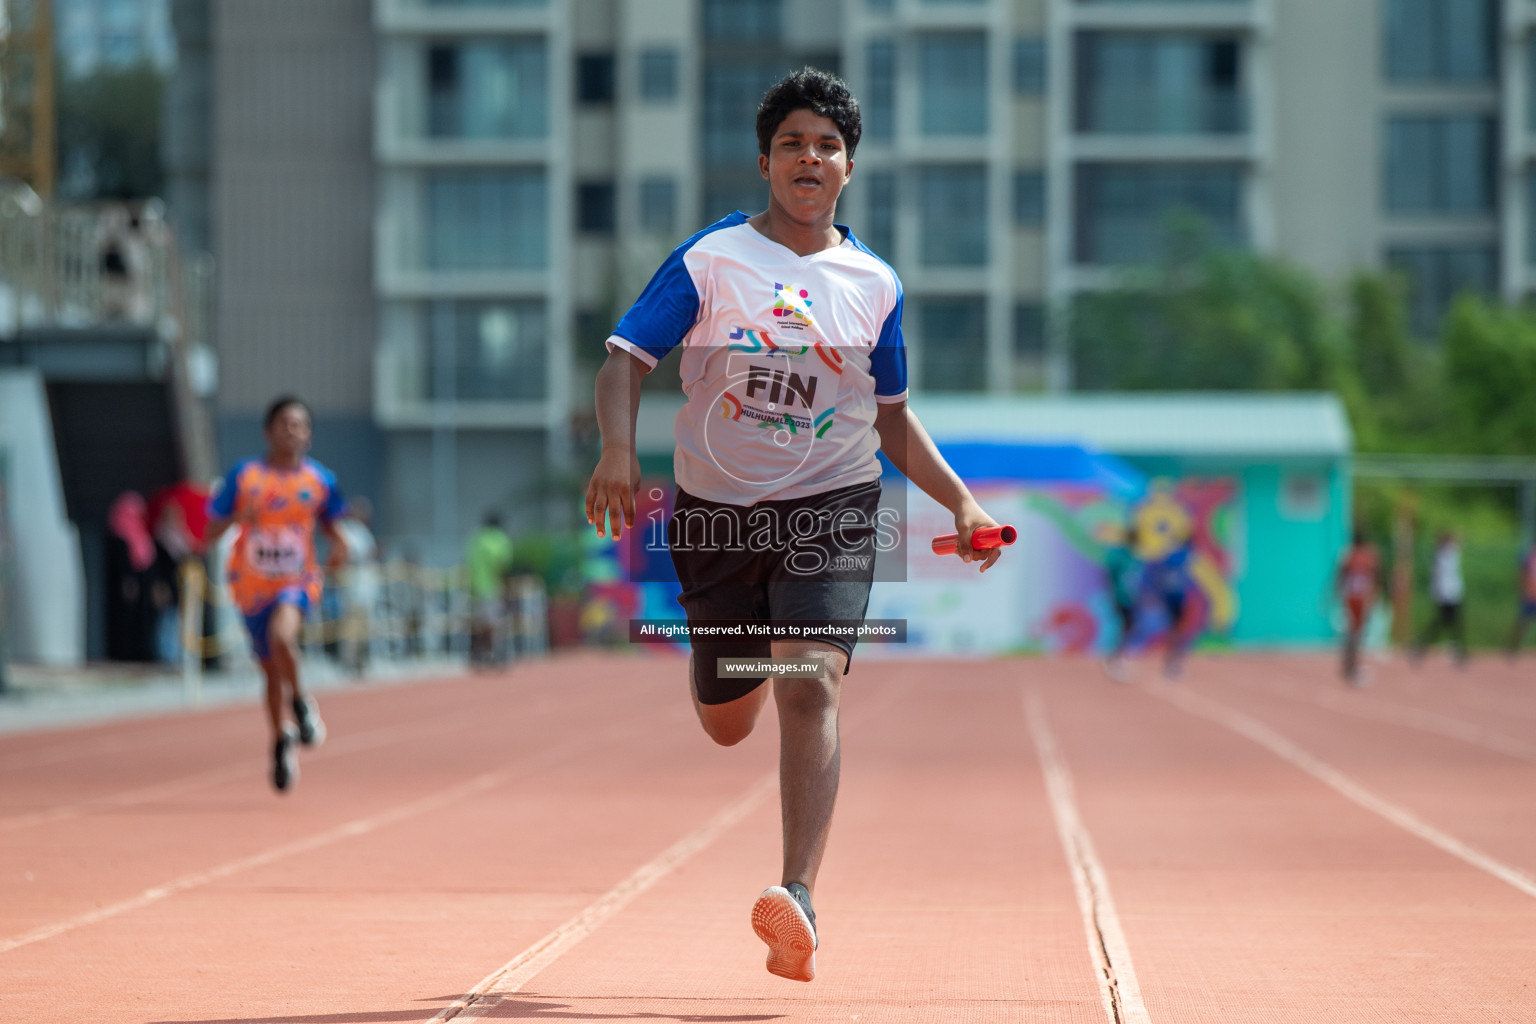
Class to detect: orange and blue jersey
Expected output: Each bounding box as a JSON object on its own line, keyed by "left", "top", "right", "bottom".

{"left": 208, "top": 457, "right": 348, "bottom": 618}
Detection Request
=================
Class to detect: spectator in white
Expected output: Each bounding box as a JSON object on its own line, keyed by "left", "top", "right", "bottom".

{"left": 336, "top": 497, "right": 381, "bottom": 675}
{"left": 1415, "top": 531, "right": 1467, "bottom": 666}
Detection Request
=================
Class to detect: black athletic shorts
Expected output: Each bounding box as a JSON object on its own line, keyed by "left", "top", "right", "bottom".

{"left": 668, "top": 479, "right": 881, "bottom": 705}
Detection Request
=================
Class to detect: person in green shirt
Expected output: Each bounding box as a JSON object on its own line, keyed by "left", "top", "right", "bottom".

{"left": 466, "top": 512, "right": 514, "bottom": 667}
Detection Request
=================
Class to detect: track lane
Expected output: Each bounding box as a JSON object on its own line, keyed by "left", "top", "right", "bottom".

{"left": 473, "top": 664, "right": 1108, "bottom": 1023}
{"left": 0, "top": 658, "right": 664, "bottom": 943}
{"left": 1176, "top": 659, "right": 1536, "bottom": 882}
{"left": 1040, "top": 659, "right": 1536, "bottom": 1023}
{"left": 5, "top": 654, "right": 1534, "bottom": 1023}
{"left": 3, "top": 656, "right": 786, "bottom": 1023}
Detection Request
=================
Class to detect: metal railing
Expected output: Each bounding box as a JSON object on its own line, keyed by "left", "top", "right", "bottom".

{"left": 0, "top": 185, "right": 218, "bottom": 479}
{"left": 175, "top": 558, "right": 549, "bottom": 704}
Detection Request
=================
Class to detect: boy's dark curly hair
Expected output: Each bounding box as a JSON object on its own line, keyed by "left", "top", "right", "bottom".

{"left": 756, "top": 67, "right": 862, "bottom": 159}
{"left": 263, "top": 395, "right": 310, "bottom": 429}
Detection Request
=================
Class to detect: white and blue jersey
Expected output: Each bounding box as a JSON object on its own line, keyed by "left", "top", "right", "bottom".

{"left": 607, "top": 211, "right": 908, "bottom": 507}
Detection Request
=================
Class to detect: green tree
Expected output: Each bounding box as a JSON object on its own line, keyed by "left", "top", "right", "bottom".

{"left": 1347, "top": 273, "right": 1411, "bottom": 397}
{"left": 1442, "top": 296, "right": 1536, "bottom": 456}
{"left": 1070, "top": 229, "right": 1344, "bottom": 392}
{"left": 1342, "top": 271, "right": 1450, "bottom": 453}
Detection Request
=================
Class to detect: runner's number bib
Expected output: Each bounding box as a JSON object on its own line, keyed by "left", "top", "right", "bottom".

{"left": 246, "top": 526, "right": 307, "bottom": 578}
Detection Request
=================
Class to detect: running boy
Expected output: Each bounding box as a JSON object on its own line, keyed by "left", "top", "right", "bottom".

{"left": 207, "top": 397, "right": 349, "bottom": 792}
{"left": 585, "top": 69, "right": 1002, "bottom": 983}
{"left": 1336, "top": 528, "right": 1381, "bottom": 684}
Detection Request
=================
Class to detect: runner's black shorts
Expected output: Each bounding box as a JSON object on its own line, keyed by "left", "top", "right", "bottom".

{"left": 668, "top": 479, "right": 881, "bottom": 705}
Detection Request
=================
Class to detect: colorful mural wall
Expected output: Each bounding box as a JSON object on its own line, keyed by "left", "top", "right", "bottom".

{"left": 863, "top": 475, "right": 1241, "bottom": 658}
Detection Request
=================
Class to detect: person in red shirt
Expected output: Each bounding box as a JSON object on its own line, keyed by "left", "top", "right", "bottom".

{"left": 206, "top": 397, "right": 349, "bottom": 792}
{"left": 1336, "top": 529, "right": 1381, "bottom": 685}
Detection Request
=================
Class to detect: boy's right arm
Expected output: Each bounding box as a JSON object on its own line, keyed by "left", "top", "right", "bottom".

{"left": 585, "top": 348, "right": 648, "bottom": 540}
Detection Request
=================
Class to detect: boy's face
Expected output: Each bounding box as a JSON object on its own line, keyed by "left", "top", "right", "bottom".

{"left": 758, "top": 108, "right": 852, "bottom": 219}
{"left": 264, "top": 404, "right": 312, "bottom": 459}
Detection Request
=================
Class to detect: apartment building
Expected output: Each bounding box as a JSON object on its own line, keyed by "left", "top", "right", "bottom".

{"left": 191, "top": 0, "right": 1523, "bottom": 554}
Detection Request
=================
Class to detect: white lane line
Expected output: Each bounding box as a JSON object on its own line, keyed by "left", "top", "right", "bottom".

{"left": 426, "top": 772, "right": 778, "bottom": 1024}
{"left": 1024, "top": 686, "right": 1152, "bottom": 1024}
{"left": 0, "top": 712, "right": 482, "bottom": 834}
{"left": 0, "top": 771, "right": 506, "bottom": 955}
{"left": 1153, "top": 684, "right": 1536, "bottom": 901}
{"left": 1249, "top": 673, "right": 1536, "bottom": 762}
{"left": 0, "top": 716, "right": 657, "bottom": 956}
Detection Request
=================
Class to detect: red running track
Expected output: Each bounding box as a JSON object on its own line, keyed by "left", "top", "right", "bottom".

{"left": 1, "top": 651, "right": 1534, "bottom": 1022}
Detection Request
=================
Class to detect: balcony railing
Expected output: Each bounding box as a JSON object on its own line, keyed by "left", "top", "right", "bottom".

{"left": 0, "top": 185, "right": 217, "bottom": 478}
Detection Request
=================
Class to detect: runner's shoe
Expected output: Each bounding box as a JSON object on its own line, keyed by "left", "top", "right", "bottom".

{"left": 272, "top": 725, "right": 299, "bottom": 792}
{"left": 752, "top": 883, "right": 817, "bottom": 982}
{"left": 293, "top": 695, "right": 326, "bottom": 747}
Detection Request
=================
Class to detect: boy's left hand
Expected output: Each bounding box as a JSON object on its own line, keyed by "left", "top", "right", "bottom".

{"left": 954, "top": 501, "right": 1003, "bottom": 573}
{"left": 326, "top": 537, "right": 350, "bottom": 572}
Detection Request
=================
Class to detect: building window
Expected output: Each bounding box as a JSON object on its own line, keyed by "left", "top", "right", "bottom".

{"left": 1385, "top": 0, "right": 1496, "bottom": 82}
{"left": 1387, "top": 246, "right": 1496, "bottom": 338}
{"left": 1076, "top": 34, "right": 1243, "bottom": 135}
{"left": 427, "top": 39, "right": 547, "bottom": 139}
{"left": 577, "top": 181, "right": 616, "bottom": 236}
{"left": 577, "top": 53, "right": 615, "bottom": 104}
{"left": 639, "top": 177, "right": 677, "bottom": 235}
{"left": 426, "top": 169, "right": 547, "bottom": 270}
{"left": 640, "top": 48, "right": 678, "bottom": 101}
{"left": 423, "top": 300, "right": 547, "bottom": 402}
{"left": 704, "top": 59, "right": 790, "bottom": 164}
{"left": 1075, "top": 163, "right": 1244, "bottom": 265}
{"left": 1015, "top": 303, "right": 1046, "bottom": 389}
{"left": 864, "top": 170, "right": 896, "bottom": 258}
{"left": 919, "top": 297, "right": 987, "bottom": 392}
{"left": 1279, "top": 473, "right": 1327, "bottom": 521}
{"left": 1014, "top": 38, "right": 1047, "bottom": 96}
{"left": 704, "top": 179, "right": 768, "bottom": 222}
{"left": 1384, "top": 116, "right": 1496, "bottom": 214}
{"left": 703, "top": 0, "right": 782, "bottom": 41}
{"left": 920, "top": 33, "right": 987, "bottom": 136}
{"left": 919, "top": 165, "right": 987, "bottom": 266}
{"left": 1014, "top": 171, "right": 1045, "bottom": 227}
{"left": 866, "top": 40, "right": 896, "bottom": 141}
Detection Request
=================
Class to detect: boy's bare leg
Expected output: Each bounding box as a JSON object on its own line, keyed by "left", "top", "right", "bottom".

{"left": 693, "top": 653, "right": 773, "bottom": 746}
{"left": 266, "top": 603, "right": 305, "bottom": 708}
{"left": 691, "top": 641, "right": 845, "bottom": 894}
{"left": 260, "top": 659, "right": 287, "bottom": 738}
{"left": 770, "top": 641, "right": 845, "bottom": 898}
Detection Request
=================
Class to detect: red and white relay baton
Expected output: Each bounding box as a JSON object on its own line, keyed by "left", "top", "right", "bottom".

{"left": 931, "top": 525, "right": 1017, "bottom": 556}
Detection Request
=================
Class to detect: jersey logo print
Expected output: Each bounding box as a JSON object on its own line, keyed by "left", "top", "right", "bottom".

{"left": 814, "top": 407, "right": 836, "bottom": 438}
{"left": 745, "top": 365, "right": 817, "bottom": 409}
{"left": 728, "top": 326, "right": 809, "bottom": 358}
{"left": 772, "top": 282, "right": 814, "bottom": 329}
{"left": 719, "top": 393, "right": 744, "bottom": 420}
{"left": 814, "top": 342, "right": 844, "bottom": 374}
{"left": 728, "top": 326, "right": 774, "bottom": 353}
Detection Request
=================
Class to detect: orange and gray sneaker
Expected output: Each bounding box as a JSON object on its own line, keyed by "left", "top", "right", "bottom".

{"left": 751, "top": 882, "right": 817, "bottom": 982}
